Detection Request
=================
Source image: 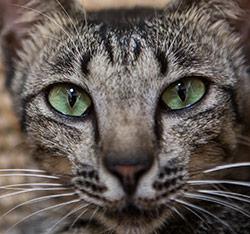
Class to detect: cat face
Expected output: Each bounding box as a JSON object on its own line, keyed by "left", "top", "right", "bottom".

{"left": 1, "top": 0, "right": 248, "bottom": 233}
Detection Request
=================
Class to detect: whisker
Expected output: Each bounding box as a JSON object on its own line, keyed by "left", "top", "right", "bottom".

{"left": 5, "top": 199, "right": 81, "bottom": 233}
{"left": 199, "top": 190, "right": 250, "bottom": 204}
{"left": 0, "top": 183, "right": 63, "bottom": 190}
{"left": 0, "top": 169, "right": 45, "bottom": 173}
{"left": 0, "top": 187, "right": 70, "bottom": 200}
{"left": 184, "top": 192, "right": 250, "bottom": 218}
{"left": 69, "top": 206, "right": 90, "bottom": 230}
{"left": 174, "top": 198, "right": 236, "bottom": 233}
{"left": 85, "top": 207, "right": 99, "bottom": 230}
{"left": 188, "top": 180, "right": 250, "bottom": 187}
{"left": 169, "top": 205, "right": 195, "bottom": 233}
{"left": 204, "top": 162, "right": 250, "bottom": 173}
{"left": 0, "top": 174, "right": 59, "bottom": 179}
{"left": 1, "top": 192, "right": 76, "bottom": 219}
{"left": 181, "top": 204, "right": 206, "bottom": 223}
{"left": 237, "top": 134, "right": 250, "bottom": 142}
{"left": 54, "top": 0, "right": 82, "bottom": 39}
{"left": 237, "top": 141, "right": 250, "bottom": 147}
{"left": 37, "top": 34, "right": 61, "bottom": 43}
{"left": 46, "top": 203, "right": 89, "bottom": 234}
{"left": 180, "top": 204, "right": 212, "bottom": 231}
{"left": 166, "top": 16, "right": 190, "bottom": 57}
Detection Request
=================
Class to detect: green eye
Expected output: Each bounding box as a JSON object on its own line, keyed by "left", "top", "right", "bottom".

{"left": 48, "top": 84, "right": 91, "bottom": 117}
{"left": 162, "top": 78, "right": 206, "bottom": 110}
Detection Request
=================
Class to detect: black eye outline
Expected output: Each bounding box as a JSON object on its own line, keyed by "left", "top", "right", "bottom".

{"left": 159, "top": 77, "right": 210, "bottom": 113}
{"left": 45, "top": 83, "right": 93, "bottom": 120}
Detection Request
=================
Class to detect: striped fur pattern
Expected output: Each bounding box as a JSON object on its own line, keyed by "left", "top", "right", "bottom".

{"left": 1, "top": 0, "right": 250, "bottom": 233}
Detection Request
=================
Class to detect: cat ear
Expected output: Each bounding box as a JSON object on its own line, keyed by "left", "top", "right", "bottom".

{"left": 236, "top": 1, "right": 250, "bottom": 128}
{"left": 167, "top": 0, "right": 250, "bottom": 126}
{"left": 168, "top": 0, "right": 243, "bottom": 20}
{"left": 0, "top": 0, "right": 78, "bottom": 56}
{"left": 0, "top": 0, "right": 82, "bottom": 88}
{"left": 238, "top": 1, "right": 250, "bottom": 63}
{"left": 0, "top": 0, "right": 29, "bottom": 59}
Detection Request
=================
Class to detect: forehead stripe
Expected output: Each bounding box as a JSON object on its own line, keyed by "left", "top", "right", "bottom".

{"left": 81, "top": 52, "right": 91, "bottom": 76}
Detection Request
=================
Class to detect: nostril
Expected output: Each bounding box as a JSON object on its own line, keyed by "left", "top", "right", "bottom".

{"left": 114, "top": 165, "right": 144, "bottom": 179}
{"left": 103, "top": 152, "right": 154, "bottom": 195}
{"left": 108, "top": 164, "right": 149, "bottom": 195}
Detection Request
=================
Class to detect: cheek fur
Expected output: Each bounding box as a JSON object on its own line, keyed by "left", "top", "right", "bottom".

{"left": 24, "top": 108, "right": 97, "bottom": 174}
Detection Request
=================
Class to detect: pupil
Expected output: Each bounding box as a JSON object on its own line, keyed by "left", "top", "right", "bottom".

{"left": 68, "top": 88, "right": 78, "bottom": 108}
{"left": 177, "top": 82, "right": 186, "bottom": 102}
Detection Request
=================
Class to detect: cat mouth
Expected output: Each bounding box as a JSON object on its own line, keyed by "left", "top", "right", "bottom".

{"left": 105, "top": 201, "right": 165, "bottom": 222}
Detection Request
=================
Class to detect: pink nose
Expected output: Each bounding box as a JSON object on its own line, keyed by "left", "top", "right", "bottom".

{"left": 104, "top": 152, "right": 153, "bottom": 195}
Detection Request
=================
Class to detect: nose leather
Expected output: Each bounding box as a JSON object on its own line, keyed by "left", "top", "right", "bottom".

{"left": 103, "top": 151, "right": 154, "bottom": 195}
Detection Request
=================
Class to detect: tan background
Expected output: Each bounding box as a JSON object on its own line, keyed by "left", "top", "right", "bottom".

{"left": 81, "top": 0, "right": 171, "bottom": 10}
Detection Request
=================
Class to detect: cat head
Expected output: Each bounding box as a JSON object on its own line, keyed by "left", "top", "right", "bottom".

{"left": 1, "top": 0, "right": 250, "bottom": 232}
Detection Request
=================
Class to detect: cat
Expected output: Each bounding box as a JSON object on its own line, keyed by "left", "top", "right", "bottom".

{"left": 1, "top": 0, "right": 250, "bottom": 233}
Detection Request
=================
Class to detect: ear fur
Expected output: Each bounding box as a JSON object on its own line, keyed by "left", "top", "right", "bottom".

{"left": 237, "top": 1, "right": 250, "bottom": 130}
{"left": 0, "top": 0, "right": 82, "bottom": 89}
{"left": 0, "top": 0, "right": 81, "bottom": 54}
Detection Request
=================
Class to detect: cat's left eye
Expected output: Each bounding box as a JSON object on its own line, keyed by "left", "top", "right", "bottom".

{"left": 48, "top": 84, "right": 91, "bottom": 117}
{"left": 161, "top": 78, "right": 206, "bottom": 111}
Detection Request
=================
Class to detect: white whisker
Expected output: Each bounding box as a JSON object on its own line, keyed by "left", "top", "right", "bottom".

{"left": 0, "top": 188, "right": 70, "bottom": 200}
{"left": 184, "top": 192, "right": 250, "bottom": 218}
{"left": 0, "top": 183, "right": 63, "bottom": 190}
{"left": 170, "top": 206, "right": 194, "bottom": 232}
{"left": 69, "top": 206, "right": 90, "bottom": 230}
{"left": 0, "top": 169, "right": 45, "bottom": 173}
{"left": 55, "top": 0, "right": 82, "bottom": 39}
{"left": 46, "top": 203, "right": 89, "bottom": 234}
{"left": 174, "top": 199, "right": 236, "bottom": 233}
{"left": 204, "top": 162, "right": 250, "bottom": 173}
{"left": 188, "top": 180, "right": 250, "bottom": 187}
{"left": 85, "top": 207, "right": 99, "bottom": 230}
{"left": 5, "top": 199, "right": 81, "bottom": 233}
{"left": 1, "top": 192, "right": 76, "bottom": 219}
{"left": 199, "top": 190, "right": 250, "bottom": 204}
{"left": 181, "top": 204, "right": 206, "bottom": 223}
{"left": 0, "top": 174, "right": 58, "bottom": 179}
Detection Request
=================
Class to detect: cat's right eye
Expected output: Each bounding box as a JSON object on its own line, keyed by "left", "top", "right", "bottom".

{"left": 47, "top": 84, "right": 92, "bottom": 117}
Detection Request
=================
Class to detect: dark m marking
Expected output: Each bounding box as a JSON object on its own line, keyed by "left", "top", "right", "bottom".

{"left": 81, "top": 52, "right": 91, "bottom": 76}
{"left": 156, "top": 50, "right": 168, "bottom": 75}
{"left": 98, "top": 25, "right": 114, "bottom": 64}
{"left": 132, "top": 38, "right": 142, "bottom": 62}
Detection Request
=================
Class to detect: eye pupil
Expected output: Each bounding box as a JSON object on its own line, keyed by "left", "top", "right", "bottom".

{"left": 68, "top": 87, "right": 78, "bottom": 108}
{"left": 177, "top": 82, "right": 187, "bottom": 102}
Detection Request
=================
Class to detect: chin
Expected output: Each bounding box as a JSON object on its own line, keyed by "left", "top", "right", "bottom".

{"left": 98, "top": 204, "right": 170, "bottom": 234}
